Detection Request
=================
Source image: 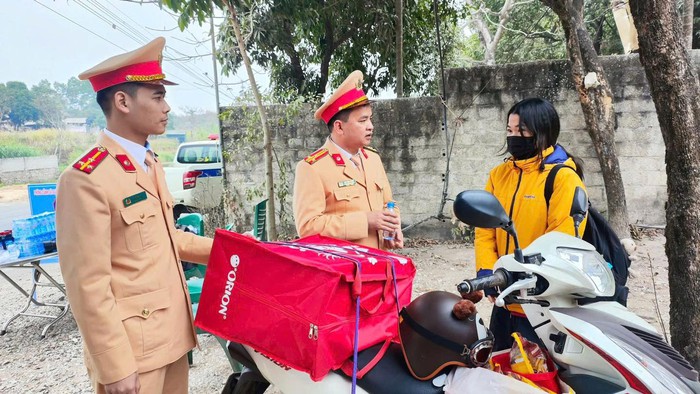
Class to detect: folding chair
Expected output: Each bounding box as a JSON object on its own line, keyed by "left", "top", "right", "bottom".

{"left": 181, "top": 216, "right": 242, "bottom": 372}
{"left": 176, "top": 214, "right": 206, "bottom": 280}
{"left": 253, "top": 199, "right": 268, "bottom": 241}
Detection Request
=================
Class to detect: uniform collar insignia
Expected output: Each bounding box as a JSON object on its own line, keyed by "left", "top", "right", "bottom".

{"left": 116, "top": 154, "right": 137, "bottom": 172}
{"left": 331, "top": 153, "right": 345, "bottom": 166}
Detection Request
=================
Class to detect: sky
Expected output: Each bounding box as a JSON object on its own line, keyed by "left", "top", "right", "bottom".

{"left": 1, "top": 1, "right": 268, "bottom": 115}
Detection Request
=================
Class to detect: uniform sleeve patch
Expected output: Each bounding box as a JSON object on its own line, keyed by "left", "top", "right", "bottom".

{"left": 304, "top": 148, "right": 329, "bottom": 164}
{"left": 73, "top": 146, "right": 108, "bottom": 174}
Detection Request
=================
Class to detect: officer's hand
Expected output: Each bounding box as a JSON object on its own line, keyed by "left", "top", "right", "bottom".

{"left": 385, "top": 228, "right": 404, "bottom": 249}
{"left": 367, "top": 211, "right": 400, "bottom": 233}
{"left": 105, "top": 372, "right": 140, "bottom": 394}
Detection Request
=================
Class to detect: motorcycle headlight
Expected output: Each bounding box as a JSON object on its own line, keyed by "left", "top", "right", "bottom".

{"left": 557, "top": 247, "right": 614, "bottom": 295}
{"left": 616, "top": 339, "right": 695, "bottom": 394}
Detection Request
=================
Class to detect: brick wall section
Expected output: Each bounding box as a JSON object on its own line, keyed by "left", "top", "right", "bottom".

{"left": 222, "top": 52, "right": 696, "bottom": 235}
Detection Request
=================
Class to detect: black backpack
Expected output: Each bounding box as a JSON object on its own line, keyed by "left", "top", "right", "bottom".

{"left": 545, "top": 164, "right": 631, "bottom": 306}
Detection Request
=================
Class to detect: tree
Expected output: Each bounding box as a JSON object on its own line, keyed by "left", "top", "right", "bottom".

{"left": 0, "top": 83, "right": 9, "bottom": 122}
{"left": 213, "top": 0, "right": 461, "bottom": 100}
{"left": 5, "top": 81, "right": 39, "bottom": 129}
{"left": 465, "top": 0, "right": 524, "bottom": 66}
{"left": 683, "top": 0, "right": 694, "bottom": 48}
{"left": 458, "top": 0, "right": 623, "bottom": 65}
{"left": 629, "top": 0, "right": 700, "bottom": 368}
{"left": 396, "top": 0, "right": 404, "bottom": 97}
{"left": 539, "top": 0, "right": 630, "bottom": 239}
{"left": 53, "top": 77, "right": 105, "bottom": 128}
{"left": 163, "top": 0, "right": 279, "bottom": 240}
{"left": 31, "top": 80, "right": 66, "bottom": 128}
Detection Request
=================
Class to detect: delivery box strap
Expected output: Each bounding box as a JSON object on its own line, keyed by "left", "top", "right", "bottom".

{"left": 269, "top": 240, "right": 402, "bottom": 394}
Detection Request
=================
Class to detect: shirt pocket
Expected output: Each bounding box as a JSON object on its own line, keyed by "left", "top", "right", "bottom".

{"left": 120, "top": 202, "right": 160, "bottom": 252}
{"left": 116, "top": 288, "right": 171, "bottom": 356}
{"left": 333, "top": 187, "right": 361, "bottom": 203}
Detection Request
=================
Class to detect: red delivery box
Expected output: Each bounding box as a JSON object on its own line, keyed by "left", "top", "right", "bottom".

{"left": 195, "top": 230, "right": 416, "bottom": 381}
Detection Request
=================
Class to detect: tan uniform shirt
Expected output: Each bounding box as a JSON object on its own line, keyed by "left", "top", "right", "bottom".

{"left": 56, "top": 132, "right": 213, "bottom": 385}
{"left": 293, "top": 138, "right": 396, "bottom": 249}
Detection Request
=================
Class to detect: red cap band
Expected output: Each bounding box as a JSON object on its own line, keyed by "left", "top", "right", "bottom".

{"left": 88, "top": 61, "right": 165, "bottom": 92}
{"left": 320, "top": 88, "right": 369, "bottom": 124}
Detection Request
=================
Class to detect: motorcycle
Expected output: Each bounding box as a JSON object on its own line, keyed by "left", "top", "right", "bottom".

{"left": 453, "top": 187, "right": 700, "bottom": 394}
{"left": 222, "top": 187, "right": 700, "bottom": 394}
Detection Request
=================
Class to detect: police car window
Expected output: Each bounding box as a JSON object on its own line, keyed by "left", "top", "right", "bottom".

{"left": 177, "top": 145, "right": 220, "bottom": 164}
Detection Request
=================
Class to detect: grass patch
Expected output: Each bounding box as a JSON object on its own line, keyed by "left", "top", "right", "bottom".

{"left": 0, "top": 143, "right": 41, "bottom": 158}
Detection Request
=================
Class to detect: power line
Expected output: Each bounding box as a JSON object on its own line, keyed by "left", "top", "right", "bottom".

{"left": 33, "top": 0, "right": 128, "bottom": 51}
{"left": 70, "top": 0, "right": 218, "bottom": 92}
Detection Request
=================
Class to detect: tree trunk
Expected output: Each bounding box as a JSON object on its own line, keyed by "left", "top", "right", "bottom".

{"left": 318, "top": 10, "right": 334, "bottom": 96}
{"left": 629, "top": 0, "right": 700, "bottom": 368}
{"left": 224, "top": 1, "right": 278, "bottom": 241}
{"left": 683, "top": 0, "right": 694, "bottom": 49}
{"left": 540, "top": 0, "right": 630, "bottom": 239}
{"left": 395, "top": 0, "right": 404, "bottom": 97}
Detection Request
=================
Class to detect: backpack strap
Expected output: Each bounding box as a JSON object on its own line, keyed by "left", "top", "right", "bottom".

{"left": 544, "top": 164, "right": 578, "bottom": 210}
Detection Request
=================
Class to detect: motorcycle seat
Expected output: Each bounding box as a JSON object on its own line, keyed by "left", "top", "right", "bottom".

{"left": 336, "top": 342, "right": 446, "bottom": 394}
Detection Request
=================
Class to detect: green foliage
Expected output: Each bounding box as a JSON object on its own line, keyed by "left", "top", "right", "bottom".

{"left": 0, "top": 77, "right": 104, "bottom": 130}
{"left": 163, "top": 0, "right": 463, "bottom": 101}
{"left": 457, "top": 0, "right": 625, "bottom": 65}
{"left": 5, "top": 81, "right": 39, "bottom": 128}
{"left": 451, "top": 221, "right": 475, "bottom": 244}
{"left": 0, "top": 143, "right": 41, "bottom": 159}
{"left": 0, "top": 129, "right": 95, "bottom": 168}
{"left": 32, "top": 80, "right": 66, "bottom": 128}
{"left": 218, "top": 87, "right": 305, "bottom": 237}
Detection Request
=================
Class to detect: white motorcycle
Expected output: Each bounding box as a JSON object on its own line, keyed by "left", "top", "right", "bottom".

{"left": 222, "top": 187, "right": 700, "bottom": 394}
{"left": 453, "top": 187, "right": 700, "bottom": 394}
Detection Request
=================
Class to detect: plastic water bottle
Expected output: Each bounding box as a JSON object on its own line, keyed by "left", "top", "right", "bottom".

{"left": 383, "top": 201, "right": 396, "bottom": 241}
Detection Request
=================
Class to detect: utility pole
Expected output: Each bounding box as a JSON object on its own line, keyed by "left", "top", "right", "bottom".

{"left": 209, "top": 2, "right": 225, "bottom": 179}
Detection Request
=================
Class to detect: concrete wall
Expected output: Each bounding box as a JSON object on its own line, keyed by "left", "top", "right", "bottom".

{"left": 221, "top": 52, "right": 684, "bottom": 237}
{"left": 0, "top": 155, "right": 58, "bottom": 185}
{"left": 444, "top": 53, "right": 669, "bottom": 226}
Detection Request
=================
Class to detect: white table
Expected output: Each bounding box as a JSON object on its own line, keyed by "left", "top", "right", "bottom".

{"left": 0, "top": 252, "right": 70, "bottom": 338}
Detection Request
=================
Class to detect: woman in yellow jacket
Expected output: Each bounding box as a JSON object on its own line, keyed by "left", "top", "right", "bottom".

{"left": 475, "top": 97, "right": 588, "bottom": 351}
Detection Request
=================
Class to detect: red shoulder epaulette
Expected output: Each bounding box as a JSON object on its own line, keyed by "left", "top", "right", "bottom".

{"left": 304, "top": 148, "right": 329, "bottom": 165}
{"left": 73, "top": 146, "right": 108, "bottom": 174}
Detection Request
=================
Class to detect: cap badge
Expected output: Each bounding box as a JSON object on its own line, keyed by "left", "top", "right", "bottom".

{"left": 355, "top": 78, "right": 363, "bottom": 90}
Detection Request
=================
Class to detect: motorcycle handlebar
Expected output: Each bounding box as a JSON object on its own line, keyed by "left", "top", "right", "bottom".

{"left": 457, "top": 269, "right": 510, "bottom": 295}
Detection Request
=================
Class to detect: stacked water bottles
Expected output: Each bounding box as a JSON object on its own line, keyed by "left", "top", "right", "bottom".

{"left": 0, "top": 230, "right": 20, "bottom": 263}
{"left": 12, "top": 212, "right": 57, "bottom": 258}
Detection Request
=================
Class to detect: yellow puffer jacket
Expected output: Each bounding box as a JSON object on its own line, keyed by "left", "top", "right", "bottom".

{"left": 474, "top": 145, "right": 587, "bottom": 314}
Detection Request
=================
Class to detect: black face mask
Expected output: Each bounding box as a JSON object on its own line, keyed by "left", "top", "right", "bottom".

{"left": 507, "top": 136, "right": 538, "bottom": 160}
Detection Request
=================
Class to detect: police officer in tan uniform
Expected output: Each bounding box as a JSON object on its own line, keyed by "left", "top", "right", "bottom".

{"left": 293, "top": 71, "right": 403, "bottom": 250}
{"left": 56, "top": 37, "right": 213, "bottom": 394}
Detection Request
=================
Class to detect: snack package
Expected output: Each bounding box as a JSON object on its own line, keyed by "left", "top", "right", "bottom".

{"left": 510, "top": 332, "right": 549, "bottom": 374}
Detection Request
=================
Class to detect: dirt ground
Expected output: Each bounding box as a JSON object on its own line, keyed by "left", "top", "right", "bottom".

{"left": 0, "top": 231, "right": 670, "bottom": 393}
{"left": 0, "top": 184, "right": 29, "bottom": 203}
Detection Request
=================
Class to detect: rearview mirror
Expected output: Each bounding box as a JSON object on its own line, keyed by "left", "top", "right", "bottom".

{"left": 570, "top": 187, "right": 588, "bottom": 217}
{"left": 453, "top": 190, "right": 511, "bottom": 229}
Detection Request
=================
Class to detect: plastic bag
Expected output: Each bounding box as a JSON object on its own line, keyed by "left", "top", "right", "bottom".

{"left": 510, "top": 332, "right": 549, "bottom": 374}
{"left": 444, "top": 367, "right": 546, "bottom": 394}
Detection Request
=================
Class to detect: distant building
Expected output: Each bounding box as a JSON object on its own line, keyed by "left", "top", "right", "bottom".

{"left": 64, "top": 118, "right": 88, "bottom": 132}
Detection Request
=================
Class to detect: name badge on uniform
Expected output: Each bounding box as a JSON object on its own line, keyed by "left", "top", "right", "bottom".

{"left": 123, "top": 191, "right": 147, "bottom": 207}
{"left": 338, "top": 179, "right": 357, "bottom": 188}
